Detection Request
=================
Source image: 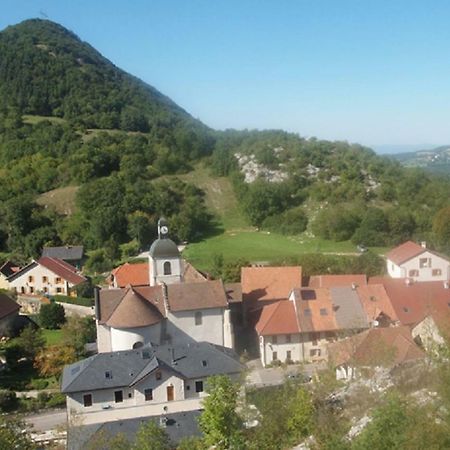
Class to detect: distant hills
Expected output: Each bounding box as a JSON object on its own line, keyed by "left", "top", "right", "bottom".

{"left": 387, "top": 146, "right": 450, "bottom": 175}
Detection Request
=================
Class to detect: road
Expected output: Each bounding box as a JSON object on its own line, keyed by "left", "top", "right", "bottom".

{"left": 23, "top": 410, "right": 67, "bottom": 432}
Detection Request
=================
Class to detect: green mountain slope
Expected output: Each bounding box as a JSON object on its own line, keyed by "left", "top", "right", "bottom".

{"left": 388, "top": 146, "right": 450, "bottom": 174}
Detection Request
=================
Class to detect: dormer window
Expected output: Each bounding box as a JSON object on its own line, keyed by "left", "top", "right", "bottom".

{"left": 163, "top": 261, "right": 171, "bottom": 275}
{"left": 195, "top": 311, "right": 203, "bottom": 326}
{"left": 202, "top": 360, "right": 207, "bottom": 367}
{"left": 105, "top": 371, "right": 112, "bottom": 379}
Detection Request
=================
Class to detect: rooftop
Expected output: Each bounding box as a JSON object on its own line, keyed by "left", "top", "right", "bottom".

{"left": 386, "top": 241, "right": 427, "bottom": 265}
{"left": 308, "top": 274, "right": 367, "bottom": 288}
{"left": 42, "top": 245, "right": 84, "bottom": 261}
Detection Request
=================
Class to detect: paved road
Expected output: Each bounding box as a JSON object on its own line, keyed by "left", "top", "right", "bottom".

{"left": 23, "top": 410, "right": 67, "bottom": 432}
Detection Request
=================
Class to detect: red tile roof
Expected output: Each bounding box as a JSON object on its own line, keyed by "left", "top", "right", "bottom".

{"left": 241, "top": 266, "right": 302, "bottom": 303}
{"left": 255, "top": 301, "right": 300, "bottom": 336}
{"left": 308, "top": 274, "right": 367, "bottom": 288}
{"left": 369, "top": 277, "right": 450, "bottom": 326}
{"left": 37, "top": 257, "right": 86, "bottom": 285}
{"left": 112, "top": 263, "right": 149, "bottom": 287}
{"left": 356, "top": 284, "right": 398, "bottom": 324}
{"left": 386, "top": 241, "right": 426, "bottom": 265}
{"left": 328, "top": 326, "right": 425, "bottom": 368}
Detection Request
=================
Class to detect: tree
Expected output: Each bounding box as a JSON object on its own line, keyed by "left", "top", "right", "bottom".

{"left": 34, "top": 344, "right": 77, "bottom": 377}
{"left": 198, "top": 375, "right": 244, "bottom": 450}
{"left": 0, "top": 390, "right": 18, "bottom": 412}
{"left": 39, "top": 302, "right": 66, "bottom": 329}
{"left": 433, "top": 206, "right": 450, "bottom": 251}
{"left": 132, "top": 420, "right": 171, "bottom": 450}
{"left": 86, "top": 430, "right": 129, "bottom": 450}
{"left": 16, "top": 325, "right": 45, "bottom": 360}
{"left": 0, "top": 417, "right": 35, "bottom": 449}
{"left": 286, "top": 387, "right": 314, "bottom": 444}
{"left": 61, "top": 316, "right": 96, "bottom": 357}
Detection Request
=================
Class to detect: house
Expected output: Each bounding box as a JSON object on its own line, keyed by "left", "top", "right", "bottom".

{"left": 411, "top": 315, "right": 447, "bottom": 354}
{"left": 42, "top": 245, "right": 84, "bottom": 269}
{"left": 0, "top": 260, "right": 21, "bottom": 290}
{"left": 110, "top": 260, "right": 207, "bottom": 288}
{"left": 328, "top": 326, "right": 425, "bottom": 380}
{"left": 386, "top": 241, "right": 450, "bottom": 282}
{"left": 7, "top": 257, "right": 86, "bottom": 296}
{"left": 96, "top": 219, "right": 234, "bottom": 352}
{"left": 355, "top": 284, "right": 398, "bottom": 327}
{"left": 0, "top": 293, "right": 20, "bottom": 337}
{"left": 61, "top": 342, "right": 244, "bottom": 427}
{"left": 255, "top": 286, "right": 370, "bottom": 366}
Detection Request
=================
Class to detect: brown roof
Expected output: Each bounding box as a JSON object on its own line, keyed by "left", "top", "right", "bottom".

{"left": 167, "top": 280, "right": 228, "bottom": 312}
{"left": 112, "top": 263, "right": 149, "bottom": 287}
{"left": 37, "top": 257, "right": 86, "bottom": 285}
{"left": 386, "top": 241, "right": 426, "bottom": 265}
{"left": 328, "top": 326, "right": 425, "bottom": 368}
{"left": 111, "top": 261, "right": 206, "bottom": 288}
{"left": 356, "top": 284, "right": 398, "bottom": 324}
{"left": 308, "top": 274, "right": 367, "bottom": 288}
{"left": 0, "top": 293, "right": 20, "bottom": 320}
{"left": 224, "top": 283, "right": 242, "bottom": 303}
{"left": 255, "top": 301, "right": 300, "bottom": 336}
{"left": 106, "top": 287, "right": 164, "bottom": 328}
{"left": 369, "top": 277, "right": 450, "bottom": 326}
{"left": 241, "top": 266, "right": 302, "bottom": 303}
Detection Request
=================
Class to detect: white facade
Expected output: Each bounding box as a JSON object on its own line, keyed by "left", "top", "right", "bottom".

{"left": 259, "top": 332, "right": 334, "bottom": 367}
{"left": 387, "top": 250, "right": 450, "bottom": 282}
{"left": 9, "top": 264, "right": 75, "bottom": 296}
{"left": 149, "top": 256, "right": 183, "bottom": 286}
{"left": 110, "top": 324, "right": 162, "bottom": 351}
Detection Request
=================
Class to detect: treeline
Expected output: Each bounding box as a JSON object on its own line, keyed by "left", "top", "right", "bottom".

{"left": 211, "top": 129, "right": 450, "bottom": 251}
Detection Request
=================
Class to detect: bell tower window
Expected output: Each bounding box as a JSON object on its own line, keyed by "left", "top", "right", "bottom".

{"left": 163, "top": 261, "right": 172, "bottom": 275}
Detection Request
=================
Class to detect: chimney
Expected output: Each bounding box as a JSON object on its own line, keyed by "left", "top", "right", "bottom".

{"left": 421, "top": 241, "right": 427, "bottom": 248}
{"left": 444, "top": 281, "right": 449, "bottom": 289}
{"left": 405, "top": 278, "right": 412, "bottom": 286}
{"left": 94, "top": 287, "right": 100, "bottom": 320}
{"left": 351, "top": 282, "right": 357, "bottom": 290}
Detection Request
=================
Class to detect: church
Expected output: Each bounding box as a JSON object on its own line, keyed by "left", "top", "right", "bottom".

{"left": 95, "top": 218, "right": 234, "bottom": 352}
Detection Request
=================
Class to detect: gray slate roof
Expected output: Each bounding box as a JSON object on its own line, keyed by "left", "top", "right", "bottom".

{"left": 149, "top": 238, "right": 180, "bottom": 258}
{"left": 42, "top": 245, "right": 84, "bottom": 261}
{"left": 67, "top": 410, "right": 202, "bottom": 450}
{"left": 61, "top": 342, "right": 244, "bottom": 393}
{"left": 330, "top": 286, "right": 369, "bottom": 330}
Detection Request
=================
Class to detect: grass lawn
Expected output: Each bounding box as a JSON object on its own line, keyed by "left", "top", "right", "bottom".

{"left": 183, "top": 231, "right": 388, "bottom": 271}
{"left": 42, "top": 329, "right": 64, "bottom": 346}
{"left": 22, "top": 114, "right": 67, "bottom": 125}
{"left": 36, "top": 185, "right": 79, "bottom": 216}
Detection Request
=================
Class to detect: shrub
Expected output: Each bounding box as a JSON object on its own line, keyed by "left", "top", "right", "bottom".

{"left": 39, "top": 302, "right": 66, "bottom": 329}
{"left": 29, "top": 378, "right": 49, "bottom": 390}
{"left": 0, "top": 389, "right": 17, "bottom": 412}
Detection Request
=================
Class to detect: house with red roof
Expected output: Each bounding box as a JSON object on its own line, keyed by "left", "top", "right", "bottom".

{"left": 386, "top": 241, "right": 450, "bottom": 282}
{"left": 7, "top": 257, "right": 86, "bottom": 297}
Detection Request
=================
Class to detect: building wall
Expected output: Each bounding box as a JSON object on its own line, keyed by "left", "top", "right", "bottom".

{"left": 110, "top": 324, "right": 162, "bottom": 352}
{"left": 260, "top": 331, "right": 336, "bottom": 366}
{"left": 412, "top": 316, "right": 445, "bottom": 353}
{"left": 387, "top": 261, "right": 405, "bottom": 279}
{"left": 149, "top": 256, "right": 183, "bottom": 286}
{"left": 388, "top": 252, "right": 450, "bottom": 281}
{"left": 166, "top": 308, "right": 225, "bottom": 346}
{"left": 0, "top": 274, "right": 10, "bottom": 290}
{"left": 9, "top": 265, "right": 74, "bottom": 296}
{"left": 96, "top": 323, "right": 112, "bottom": 353}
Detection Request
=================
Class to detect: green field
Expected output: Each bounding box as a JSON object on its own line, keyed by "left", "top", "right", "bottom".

{"left": 37, "top": 185, "right": 79, "bottom": 216}
{"left": 42, "top": 329, "right": 63, "bottom": 346}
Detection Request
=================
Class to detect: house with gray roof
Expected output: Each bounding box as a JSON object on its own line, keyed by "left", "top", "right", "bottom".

{"left": 61, "top": 342, "right": 244, "bottom": 427}
{"left": 42, "top": 245, "right": 84, "bottom": 268}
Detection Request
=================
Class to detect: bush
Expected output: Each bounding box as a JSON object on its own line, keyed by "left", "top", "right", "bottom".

{"left": 29, "top": 378, "right": 49, "bottom": 390}
{"left": 45, "top": 392, "right": 66, "bottom": 408}
{"left": 262, "top": 207, "right": 308, "bottom": 235}
{"left": 4, "top": 341, "right": 25, "bottom": 369}
{"left": 39, "top": 302, "right": 66, "bottom": 329}
{"left": 74, "top": 280, "right": 95, "bottom": 298}
{"left": 0, "top": 389, "right": 17, "bottom": 412}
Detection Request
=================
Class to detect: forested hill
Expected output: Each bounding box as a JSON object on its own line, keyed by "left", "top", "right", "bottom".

{"left": 0, "top": 19, "right": 208, "bottom": 137}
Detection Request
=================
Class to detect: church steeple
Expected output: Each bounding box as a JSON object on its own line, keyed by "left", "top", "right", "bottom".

{"left": 148, "top": 217, "right": 183, "bottom": 286}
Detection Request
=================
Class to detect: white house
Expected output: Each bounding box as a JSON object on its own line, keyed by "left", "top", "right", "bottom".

{"left": 7, "top": 257, "right": 86, "bottom": 296}
{"left": 96, "top": 219, "right": 234, "bottom": 352}
{"left": 61, "top": 342, "right": 244, "bottom": 426}
{"left": 386, "top": 241, "right": 450, "bottom": 282}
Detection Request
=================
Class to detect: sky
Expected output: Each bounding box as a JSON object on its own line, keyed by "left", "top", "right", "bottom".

{"left": 2, "top": 1, "right": 450, "bottom": 152}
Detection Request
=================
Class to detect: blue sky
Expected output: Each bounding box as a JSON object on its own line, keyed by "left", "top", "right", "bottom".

{"left": 2, "top": 1, "right": 450, "bottom": 151}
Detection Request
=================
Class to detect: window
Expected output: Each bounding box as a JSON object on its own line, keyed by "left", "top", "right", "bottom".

{"left": 163, "top": 261, "right": 171, "bottom": 275}
{"left": 144, "top": 388, "right": 153, "bottom": 401}
{"left": 325, "top": 331, "right": 334, "bottom": 342}
{"left": 56, "top": 287, "right": 63, "bottom": 293}
{"left": 128, "top": 392, "right": 133, "bottom": 399}
{"left": 105, "top": 371, "right": 112, "bottom": 379}
{"left": 272, "top": 335, "right": 278, "bottom": 344}
{"left": 20, "top": 287, "right": 25, "bottom": 294}
{"left": 409, "top": 270, "right": 419, "bottom": 277}
{"left": 403, "top": 307, "right": 410, "bottom": 313}
{"left": 286, "top": 334, "right": 291, "bottom": 343}
{"left": 133, "top": 341, "right": 144, "bottom": 349}
{"left": 83, "top": 394, "right": 92, "bottom": 407}
{"left": 432, "top": 269, "right": 442, "bottom": 276}
{"left": 114, "top": 390, "right": 123, "bottom": 403}
{"left": 195, "top": 381, "right": 204, "bottom": 393}
{"left": 29, "top": 287, "right": 34, "bottom": 294}
{"left": 42, "top": 276, "right": 48, "bottom": 283}
{"left": 155, "top": 371, "right": 162, "bottom": 380}
{"left": 311, "top": 332, "right": 319, "bottom": 346}
{"left": 320, "top": 308, "right": 328, "bottom": 316}
{"left": 303, "top": 308, "right": 312, "bottom": 316}
{"left": 202, "top": 360, "right": 207, "bottom": 367}
{"left": 195, "top": 311, "right": 203, "bottom": 326}
{"left": 43, "top": 287, "right": 48, "bottom": 293}
{"left": 28, "top": 275, "right": 34, "bottom": 283}
{"left": 272, "top": 351, "right": 278, "bottom": 361}
{"left": 55, "top": 277, "right": 62, "bottom": 284}
{"left": 419, "top": 258, "right": 431, "bottom": 268}
{"left": 286, "top": 350, "right": 292, "bottom": 360}
{"left": 310, "top": 349, "right": 321, "bottom": 358}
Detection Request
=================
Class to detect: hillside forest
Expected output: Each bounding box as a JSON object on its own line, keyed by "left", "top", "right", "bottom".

{"left": 0, "top": 19, "right": 450, "bottom": 271}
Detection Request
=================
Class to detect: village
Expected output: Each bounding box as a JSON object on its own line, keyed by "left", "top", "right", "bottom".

{"left": 0, "top": 217, "right": 449, "bottom": 448}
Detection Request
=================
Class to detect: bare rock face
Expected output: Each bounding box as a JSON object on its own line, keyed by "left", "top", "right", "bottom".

{"left": 235, "top": 152, "right": 288, "bottom": 183}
